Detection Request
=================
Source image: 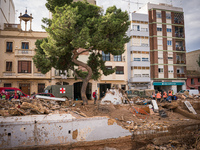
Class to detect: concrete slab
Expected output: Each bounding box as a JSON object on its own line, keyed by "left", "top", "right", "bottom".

{"left": 0, "top": 114, "right": 131, "bottom": 149}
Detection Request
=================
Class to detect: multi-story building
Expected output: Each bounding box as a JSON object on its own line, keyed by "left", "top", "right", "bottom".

{"left": 127, "top": 12, "right": 151, "bottom": 89}
{"left": 0, "top": 10, "right": 49, "bottom": 95}
{"left": 0, "top": 0, "right": 127, "bottom": 99}
{"left": 0, "top": 0, "right": 15, "bottom": 30}
{"left": 186, "top": 49, "right": 200, "bottom": 91}
{"left": 136, "top": 3, "right": 186, "bottom": 93}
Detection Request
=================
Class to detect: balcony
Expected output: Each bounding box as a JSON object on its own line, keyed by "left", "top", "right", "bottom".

{"left": 130, "top": 30, "right": 149, "bottom": 37}
{"left": 33, "top": 73, "right": 45, "bottom": 77}
{"left": 176, "top": 60, "right": 186, "bottom": 64}
{"left": 131, "top": 61, "right": 150, "bottom": 67}
{"left": 15, "top": 49, "right": 34, "bottom": 57}
{"left": 3, "top": 72, "right": 16, "bottom": 76}
{"left": 130, "top": 75, "right": 150, "bottom": 82}
{"left": 177, "top": 73, "right": 186, "bottom": 78}
{"left": 176, "top": 46, "right": 184, "bottom": 51}
{"left": 4, "top": 23, "right": 21, "bottom": 31}
{"left": 175, "top": 32, "right": 184, "bottom": 38}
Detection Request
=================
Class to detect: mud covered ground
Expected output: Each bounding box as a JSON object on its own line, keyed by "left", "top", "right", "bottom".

{"left": 2, "top": 97, "right": 200, "bottom": 150}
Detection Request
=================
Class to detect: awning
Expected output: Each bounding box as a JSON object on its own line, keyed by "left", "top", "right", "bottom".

{"left": 153, "top": 82, "right": 185, "bottom": 86}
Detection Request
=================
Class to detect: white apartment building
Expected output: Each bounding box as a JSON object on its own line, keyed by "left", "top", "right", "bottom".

{"left": 0, "top": 0, "right": 15, "bottom": 30}
{"left": 127, "top": 12, "right": 151, "bottom": 90}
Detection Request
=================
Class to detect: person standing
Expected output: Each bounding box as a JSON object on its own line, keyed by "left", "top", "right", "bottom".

{"left": 168, "top": 90, "right": 172, "bottom": 102}
{"left": 93, "top": 90, "right": 97, "bottom": 104}
{"left": 156, "top": 91, "right": 161, "bottom": 102}
{"left": 163, "top": 91, "right": 167, "bottom": 102}
{"left": 152, "top": 92, "right": 156, "bottom": 100}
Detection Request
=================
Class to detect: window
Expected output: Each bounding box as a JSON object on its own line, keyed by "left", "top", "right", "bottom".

{"left": 38, "top": 83, "right": 45, "bottom": 93}
{"left": 156, "top": 12, "right": 162, "bottom": 18}
{"left": 167, "top": 28, "right": 172, "bottom": 32}
{"left": 166, "top": 13, "right": 171, "bottom": 19}
{"left": 198, "top": 78, "right": 200, "bottom": 82}
{"left": 132, "top": 25, "right": 140, "bottom": 31}
{"left": 18, "top": 61, "right": 31, "bottom": 73}
{"left": 121, "top": 85, "right": 126, "bottom": 90}
{"left": 157, "top": 27, "right": 162, "bottom": 31}
{"left": 167, "top": 40, "right": 172, "bottom": 46}
{"left": 114, "top": 55, "right": 122, "bottom": 61}
{"left": 22, "top": 42, "right": 29, "bottom": 49}
{"left": 168, "top": 57, "right": 173, "bottom": 59}
{"left": 4, "top": 83, "right": 11, "bottom": 87}
{"left": 102, "top": 51, "right": 110, "bottom": 61}
{"left": 6, "top": 42, "right": 13, "bottom": 52}
{"left": 158, "top": 68, "right": 163, "bottom": 73}
{"left": 142, "top": 58, "right": 149, "bottom": 61}
{"left": 116, "top": 66, "right": 124, "bottom": 74}
{"left": 134, "top": 58, "right": 141, "bottom": 61}
{"left": 191, "top": 78, "right": 194, "bottom": 85}
{"left": 6, "top": 62, "right": 12, "bottom": 71}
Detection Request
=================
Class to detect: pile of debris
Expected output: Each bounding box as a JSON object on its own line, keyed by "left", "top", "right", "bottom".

{"left": 0, "top": 98, "right": 70, "bottom": 116}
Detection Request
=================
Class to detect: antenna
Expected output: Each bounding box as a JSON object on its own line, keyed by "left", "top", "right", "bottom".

{"left": 122, "top": 0, "right": 144, "bottom": 13}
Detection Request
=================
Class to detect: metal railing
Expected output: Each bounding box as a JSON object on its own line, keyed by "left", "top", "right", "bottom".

{"left": 3, "top": 72, "right": 16, "bottom": 76}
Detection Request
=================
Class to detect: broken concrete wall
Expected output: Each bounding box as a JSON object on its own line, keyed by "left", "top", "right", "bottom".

{"left": 101, "top": 89, "right": 124, "bottom": 105}
{"left": 0, "top": 114, "right": 131, "bottom": 149}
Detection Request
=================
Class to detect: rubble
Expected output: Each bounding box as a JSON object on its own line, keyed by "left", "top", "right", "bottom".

{"left": 0, "top": 89, "right": 200, "bottom": 149}
{"left": 0, "top": 98, "right": 70, "bottom": 116}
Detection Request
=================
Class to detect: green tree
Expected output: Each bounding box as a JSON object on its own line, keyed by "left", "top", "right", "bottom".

{"left": 33, "top": 0, "right": 130, "bottom": 104}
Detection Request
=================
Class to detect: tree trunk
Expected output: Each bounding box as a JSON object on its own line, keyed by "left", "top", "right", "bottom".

{"left": 72, "top": 49, "right": 93, "bottom": 105}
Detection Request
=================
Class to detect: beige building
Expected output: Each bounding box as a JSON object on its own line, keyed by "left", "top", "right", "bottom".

{"left": 0, "top": 10, "right": 49, "bottom": 95}
{"left": 186, "top": 49, "right": 200, "bottom": 71}
{"left": 0, "top": 0, "right": 128, "bottom": 99}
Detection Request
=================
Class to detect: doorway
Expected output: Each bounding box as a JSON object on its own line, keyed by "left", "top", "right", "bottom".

{"left": 100, "top": 83, "right": 111, "bottom": 98}
{"left": 19, "top": 83, "right": 30, "bottom": 95}
{"left": 74, "top": 82, "right": 92, "bottom": 100}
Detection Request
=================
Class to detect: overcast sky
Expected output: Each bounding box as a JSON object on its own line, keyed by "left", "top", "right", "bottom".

{"left": 13, "top": 0, "right": 200, "bottom": 52}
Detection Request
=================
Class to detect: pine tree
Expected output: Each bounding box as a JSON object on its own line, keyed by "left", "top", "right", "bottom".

{"left": 33, "top": 0, "right": 130, "bottom": 104}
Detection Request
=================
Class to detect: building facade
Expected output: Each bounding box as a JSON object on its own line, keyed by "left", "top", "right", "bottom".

{"left": 0, "top": 0, "right": 127, "bottom": 99}
{"left": 0, "top": 10, "right": 49, "bottom": 95}
{"left": 0, "top": 0, "right": 15, "bottom": 30}
{"left": 127, "top": 12, "right": 151, "bottom": 90}
{"left": 136, "top": 3, "right": 186, "bottom": 93}
{"left": 186, "top": 49, "right": 200, "bottom": 91}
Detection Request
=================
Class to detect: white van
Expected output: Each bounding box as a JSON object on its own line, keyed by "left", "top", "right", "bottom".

{"left": 179, "top": 89, "right": 199, "bottom": 95}
{"left": 188, "top": 89, "right": 199, "bottom": 95}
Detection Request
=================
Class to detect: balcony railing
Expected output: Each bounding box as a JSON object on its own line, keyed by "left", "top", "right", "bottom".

{"left": 176, "top": 60, "right": 185, "bottom": 64}
{"left": 3, "top": 72, "right": 16, "bottom": 76}
{"left": 15, "top": 49, "right": 34, "bottom": 56}
{"left": 33, "top": 73, "right": 45, "bottom": 77}
{"left": 174, "top": 19, "right": 184, "bottom": 24}
{"left": 4, "top": 23, "right": 21, "bottom": 30}
{"left": 175, "top": 32, "right": 184, "bottom": 38}
{"left": 177, "top": 73, "right": 186, "bottom": 78}
{"left": 176, "top": 46, "right": 184, "bottom": 51}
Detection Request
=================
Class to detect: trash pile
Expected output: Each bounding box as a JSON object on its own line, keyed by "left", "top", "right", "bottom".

{"left": 0, "top": 98, "right": 70, "bottom": 116}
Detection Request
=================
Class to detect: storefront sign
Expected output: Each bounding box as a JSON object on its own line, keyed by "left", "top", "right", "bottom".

{"left": 153, "top": 82, "right": 184, "bottom": 86}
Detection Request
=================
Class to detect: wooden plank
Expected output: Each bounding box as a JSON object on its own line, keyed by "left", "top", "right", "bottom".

{"left": 184, "top": 101, "right": 197, "bottom": 115}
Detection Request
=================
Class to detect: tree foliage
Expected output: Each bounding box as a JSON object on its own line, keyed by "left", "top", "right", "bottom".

{"left": 33, "top": 0, "right": 130, "bottom": 104}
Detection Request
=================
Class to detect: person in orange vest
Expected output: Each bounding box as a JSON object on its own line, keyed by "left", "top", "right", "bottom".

{"left": 152, "top": 92, "right": 156, "bottom": 100}
{"left": 156, "top": 91, "right": 161, "bottom": 102}
{"left": 163, "top": 91, "right": 167, "bottom": 102}
{"left": 168, "top": 90, "right": 173, "bottom": 102}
